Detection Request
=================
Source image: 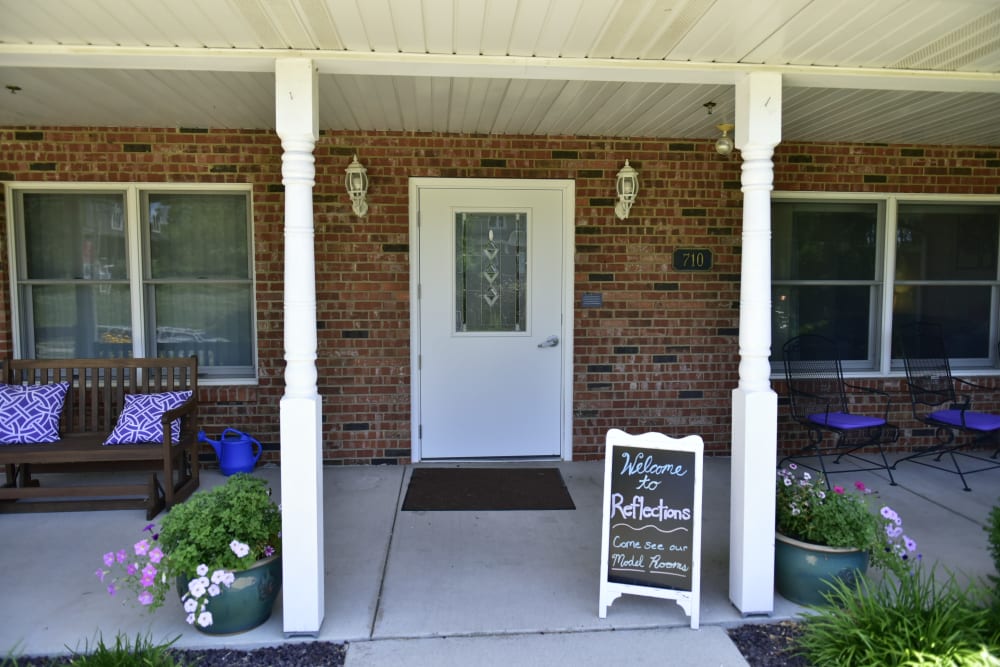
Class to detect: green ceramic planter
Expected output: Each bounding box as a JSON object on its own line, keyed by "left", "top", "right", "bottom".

{"left": 180, "top": 555, "right": 282, "bottom": 635}
{"left": 774, "top": 533, "right": 868, "bottom": 606}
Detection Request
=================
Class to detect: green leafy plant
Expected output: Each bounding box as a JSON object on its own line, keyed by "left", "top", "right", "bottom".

{"left": 97, "top": 474, "right": 280, "bottom": 629}
{"left": 776, "top": 464, "right": 919, "bottom": 575}
{"left": 796, "top": 565, "right": 1000, "bottom": 666}
{"left": 987, "top": 503, "right": 1000, "bottom": 577}
{"left": 0, "top": 634, "right": 187, "bottom": 667}
{"left": 65, "top": 633, "right": 185, "bottom": 667}
{"left": 905, "top": 647, "right": 1000, "bottom": 667}
{"left": 157, "top": 473, "right": 281, "bottom": 579}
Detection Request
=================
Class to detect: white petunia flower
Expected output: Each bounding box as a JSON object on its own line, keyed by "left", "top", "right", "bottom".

{"left": 229, "top": 540, "right": 251, "bottom": 558}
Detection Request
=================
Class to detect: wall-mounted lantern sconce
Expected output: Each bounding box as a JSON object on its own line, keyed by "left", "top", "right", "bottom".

{"left": 715, "top": 123, "right": 735, "bottom": 156}
{"left": 614, "top": 160, "right": 639, "bottom": 220}
{"left": 345, "top": 154, "right": 369, "bottom": 217}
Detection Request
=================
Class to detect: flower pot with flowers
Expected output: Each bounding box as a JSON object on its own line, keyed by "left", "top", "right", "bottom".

{"left": 96, "top": 473, "right": 282, "bottom": 634}
{"left": 775, "top": 464, "right": 919, "bottom": 606}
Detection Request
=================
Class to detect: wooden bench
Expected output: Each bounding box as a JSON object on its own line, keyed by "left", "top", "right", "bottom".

{"left": 0, "top": 357, "right": 200, "bottom": 518}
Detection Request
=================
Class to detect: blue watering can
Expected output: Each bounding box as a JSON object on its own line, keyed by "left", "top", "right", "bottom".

{"left": 198, "top": 428, "right": 262, "bottom": 476}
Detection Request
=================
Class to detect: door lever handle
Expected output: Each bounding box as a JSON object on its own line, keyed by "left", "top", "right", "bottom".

{"left": 537, "top": 335, "right": 560, "bottom": 348}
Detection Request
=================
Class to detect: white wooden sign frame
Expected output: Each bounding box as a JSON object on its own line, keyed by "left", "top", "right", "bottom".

{"left": 598, "top": 428, "right": 704, "bottom": 629}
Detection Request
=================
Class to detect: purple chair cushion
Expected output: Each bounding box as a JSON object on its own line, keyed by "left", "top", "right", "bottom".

{"left": 928, "top": 409, "right": 1000, "bottom": 432}
{"left": 807, "top": 411, "right": 885, "bottom": 430}
{"left": 0, "top": 382, "right": 70, "bottom": 444}
{"left": 104, "top": 391, "right": 192, "bottom": 445}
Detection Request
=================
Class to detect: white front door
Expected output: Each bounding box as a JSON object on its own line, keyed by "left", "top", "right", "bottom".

{"left": 411, "top": 179, "right": 574, "bottom": 460}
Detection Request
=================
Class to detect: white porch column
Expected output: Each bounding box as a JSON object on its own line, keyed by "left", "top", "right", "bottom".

{"left": 729, "top": 71, "right": 781, "bottom": 615}
{"left": 275, "top": 57, "right": 324, "bottom": 636}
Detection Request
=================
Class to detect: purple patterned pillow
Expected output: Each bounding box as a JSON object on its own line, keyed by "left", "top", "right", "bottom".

{"left": 0, "top": 382, "right": 69, "bottom": 444}
{"left": 104, "top": 391, "right": 192, "bottom": 445}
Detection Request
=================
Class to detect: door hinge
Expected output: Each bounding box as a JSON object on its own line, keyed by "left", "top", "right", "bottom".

{"left": 417, "top": 354, "right": 421, "bottom": 370}
{"left": 418, "top": 424, "right": 422, "bottom": 439}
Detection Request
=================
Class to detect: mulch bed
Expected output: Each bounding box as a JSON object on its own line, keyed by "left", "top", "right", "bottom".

{"left": 17, "top": 642, "right": 347, "bottom": 667}
{"left": 171, "top": 642, "right": 346, "bottom": 666}
{"left": 727, "top": 621, "right": 811, "bottom": 667}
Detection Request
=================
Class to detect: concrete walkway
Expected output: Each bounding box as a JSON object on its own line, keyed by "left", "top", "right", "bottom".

{"left": 1, "top": 456, "right": 998, "bottom": 666}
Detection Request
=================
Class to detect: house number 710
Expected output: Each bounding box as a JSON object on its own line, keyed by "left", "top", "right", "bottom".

{"left": 672, "top": 248, "right": 713, "bottom": 271}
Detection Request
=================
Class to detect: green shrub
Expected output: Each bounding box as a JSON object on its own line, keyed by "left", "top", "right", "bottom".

{"left": 0, "top": 634, "right": 188, "bottom": 667}
{"left": 905, "top": 646, "right": 1000, "bottom": 666}
{"left": 158, "top": 473, "right": 281, "bottom": 582}
{"left": 988, "top": 503, "right": 1000, "bottom": 578}
{"left": 797, "top": 566, "right": 1000, "bottom": 666}
{"left": 65, "top": 634, "right": 185, "bottom": 667}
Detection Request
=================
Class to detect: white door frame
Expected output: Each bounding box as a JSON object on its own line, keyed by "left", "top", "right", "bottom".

{"left": 409, "top": 178, "right": 575, "bottom": 463}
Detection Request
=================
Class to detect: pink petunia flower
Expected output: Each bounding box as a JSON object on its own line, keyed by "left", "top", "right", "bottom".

{"left": 833, "top": 486, "right": 845, "bottom": 494}
{"left": 134, "top": 539, "right": 150, "bottom": 556}
{"left": 137, "top": 591, "right": 154, "bottom": 606}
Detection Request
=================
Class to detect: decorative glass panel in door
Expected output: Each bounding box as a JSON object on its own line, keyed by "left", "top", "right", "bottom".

{"left": 455, "top": 212, "right": 527, "bottom": 333}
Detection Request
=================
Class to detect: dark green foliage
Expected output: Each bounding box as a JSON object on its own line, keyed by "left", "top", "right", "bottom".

{"left": 1, "top": 634, "right": 190, "bottom": 667}
{"left": 987, "top": 503, "right": 1000, "bottom": 578}
{"left": 66, "top": 634, "right": 186, "bottom": 667}
{"left": 158, "top": 473, "right": 281, "bottom": 582}
{"left": 797, "top": 567, "right": 1000, "bottom": 666}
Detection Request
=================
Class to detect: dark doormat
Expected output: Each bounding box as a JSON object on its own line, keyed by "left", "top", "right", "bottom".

{"left": 402, "top": 467, "right": 576, "bottom": 511}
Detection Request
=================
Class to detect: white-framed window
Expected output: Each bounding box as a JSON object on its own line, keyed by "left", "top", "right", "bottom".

{"left": 772, "top": 193, "right": 1000, "bottom": 374}
{"left": 5, "top": 183, "right": 257, "bottom": 382}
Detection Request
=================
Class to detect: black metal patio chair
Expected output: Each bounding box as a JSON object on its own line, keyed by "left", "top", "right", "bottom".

{"left": 781, "top": 334, "right": 898, "bottom": 486}
{"left": 894, "top": 321, "right": 1000, "bottom": 491}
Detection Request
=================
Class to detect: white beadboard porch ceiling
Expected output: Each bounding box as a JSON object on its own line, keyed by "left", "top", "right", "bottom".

{"left": 1, "top": 0, "right": 999, "bottom": 145}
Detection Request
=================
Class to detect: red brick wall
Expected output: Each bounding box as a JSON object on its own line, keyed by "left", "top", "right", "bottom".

{"left": 1, "top": 128, "right": 998, "bottom": 464}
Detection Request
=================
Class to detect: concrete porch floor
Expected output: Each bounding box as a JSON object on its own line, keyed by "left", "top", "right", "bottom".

{"left": 1, "top": 455, "right": 998, "bottom": 665}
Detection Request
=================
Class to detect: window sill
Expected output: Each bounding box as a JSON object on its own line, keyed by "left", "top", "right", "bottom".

{"left": 199, "top": 376, "right": 259, "bottom": 387}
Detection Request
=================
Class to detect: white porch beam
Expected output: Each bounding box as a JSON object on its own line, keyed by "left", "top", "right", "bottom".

{"left": 1, "top": 44, "right": 998, "bottom": 94}
{"left": 729, "top": 71, "right": 781, "bottom": 616}
{"left": 275, "top": 57, "right": 325, "bottom": 637}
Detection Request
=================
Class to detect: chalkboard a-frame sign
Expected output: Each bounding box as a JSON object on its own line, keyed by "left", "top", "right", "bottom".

{"left": 599, "top": 428, "right": 704, "bottom": 629}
